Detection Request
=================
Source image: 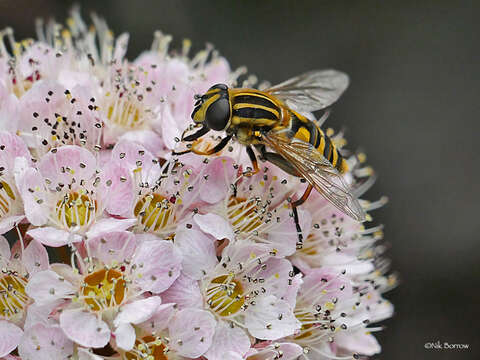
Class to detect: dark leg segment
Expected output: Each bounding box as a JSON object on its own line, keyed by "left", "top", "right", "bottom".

{"left": 256, "top": 145, "right": 300, "bottom": 176}
{"left": 291, "top": 184, "right": 314, "bottom": 247}
{"left": 182, "top": 126, "right": 210, "bottom": 141}
{"left": 191, "top": 134, "right": 232, "bottom": 155}
{"left": 245, "top": 145, "right": 260, "bottom": 176}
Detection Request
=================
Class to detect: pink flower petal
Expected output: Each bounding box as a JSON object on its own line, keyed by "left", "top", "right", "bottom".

{"left": 118, "top": 130, "right": 166, "bottom": 158}
{"left": 252, "top": 257, "right": 293, "bottom": 299}
{"left": 0, "top": 321, "right": 23, "bottom": 357}
{"left": 113, "top": 322, "right": 136, "bottom": 351}
{"left": 0, "top": 131, "right": 30, "bottom": 170}
{"left": 137, "top": 303, "right": 175, "bottom": 333}
{"left": 266, "top": 210, "right": 303, "bottom": 256}
{"left": 267, "top": 343, "right": 303, "bottom": 360}
{"left": 204, "top": 321, "right": 251, "bottom": 360}
{"left": 334, "top": 330, "right": 381, "bottom": 356}
{"left": 14, "top": 159, "right": 49, "bottom": 226}
{"left": 86, "top": 217, "right": 137, "bottom": 238}
{"left": 245, "top": 295, "right": 300, "bottom": 340}
{"left": 110, "top": 141, "right": 160, "bottom": 183}
{"left": 174, "top": 226, "right": 217, "bottom": 280}
{"left": 160, "top": 274, "right": 203, "bottom": 309}
{"left": 282, "top": 274, "right": 303, "bottom": 309}
{"left": 59, "top": 308, "right": 110, "bottom": 348}
{"left": 101, "top": 162, "right": 134, "bottom": 218}
{"left": 0, "top": 235, "right": 11, "bottom": 261}
{"left": 132, "top": 238, "right": 182, "bottom": 293}
{"left": 77, "top": 348, "right": 104, "bottom": 360}
{"left": 27, "top": 227, "right": 82, "bottom": 247}
{"left": 194, "top": 213, "right": 235, "bottom": 241}
{"left": 224, "top": 351, "right": 243, "bottom": 360}
{"left": 199, "top": 157, "right": 235, "bottom": 204}
{"left": 168, "top": 308, "right": 216, "bottom": 358}
{"left": 23, "top": 239, "right": 49, "bottom": 275}
{"left": 0, "top": 93, "right": 19, "bottom": 133}
{"left": 24, "top": 302, "right": 62, "bottom": 329}
{"left": 114, "top": 296, "right": 162, "bottom": 326}
{"left": 25, "top": 270, "right": 75, "bottom": 305}
{"left": 0, "top": 215, "right": 25, "bottom": 235}
{"left": 87, "top": 231, "right": 136, "bottom": 265}
{"left": 18, "top": 323, "right": 73, "bottom": 360}
{"left": 300, "top": 268, "right": 353, "bottom": 304}
{"left": 38, "top": 146, "right": 97, "bottom": 188}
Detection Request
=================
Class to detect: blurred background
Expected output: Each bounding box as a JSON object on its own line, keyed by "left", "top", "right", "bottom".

{"left": 1, "top": 0, "right": 478, "bottom": 359}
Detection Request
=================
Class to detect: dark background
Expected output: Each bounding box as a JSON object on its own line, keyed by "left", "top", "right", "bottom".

{"left": 1, "top": 1, "right": 478, "bottom": 359}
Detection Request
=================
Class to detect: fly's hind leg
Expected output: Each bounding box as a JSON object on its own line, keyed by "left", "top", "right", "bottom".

{"left": 291, "top": 184, "right": 314, "bottom": 247}
{"left": 244, "top": 145, "right": 260, "bottom": 177}
{"left": 256, "top": 145, "right": 310, "bottom": 246}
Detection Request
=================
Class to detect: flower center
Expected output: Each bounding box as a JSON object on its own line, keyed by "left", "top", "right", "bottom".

{"left": 106, "top": 94, "right": 146, "bottom": 130}
{"left": 227, "top": 196, "right": 262, "bottom": 233}
{"left": 294, "top": 312, "right": 317, "bottom": 340}
{"left": 0, "top": 273, "right": 29, "bottom": 320}
{"left": 56, "top": 191, "right": 97, "bottom": 229}
{"left": 81, "top": 268, "right": 126, "bottom": 311}
{"left": 124, "top": 335, "right": 168, "bottom": 360}
{"left": 206, "top": 275, "right": 245, "bottom": 317}
{"left": 0, "top": 180, "right": 16, "bottom": 217}
{"left": 300, "top": 233, "right": 319, "bottom": 256}
{"left": 134, "top": 193, "right": 173, "bottom": 232}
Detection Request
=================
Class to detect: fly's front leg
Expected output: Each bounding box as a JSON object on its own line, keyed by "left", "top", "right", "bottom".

{"left": 172, "top": 126, "right": 211, "bottom": 155}
{"left": 182, "top": 126, "right": 210, "bottom": 141}
{"left": 191, "top": 134, "right": 232, "bottom": 155}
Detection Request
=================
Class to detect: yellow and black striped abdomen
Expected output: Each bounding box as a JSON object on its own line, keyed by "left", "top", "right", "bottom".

{"left": 289, "top": 112, "right": 348, "bottom": 174}
{"left": 230, "top": 91, "right": 282, "bottom": 127}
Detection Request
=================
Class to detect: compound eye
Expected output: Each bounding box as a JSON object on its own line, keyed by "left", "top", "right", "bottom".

{"left": 209, "top": 83, "right": 228, "bottom": 91}
{"left": 206, "top": 98, "right": 230, "bottom": 131}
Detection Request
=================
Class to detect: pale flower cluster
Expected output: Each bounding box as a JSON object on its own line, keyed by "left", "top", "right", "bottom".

{"left": 0, "top": 9, "right": 395, "bottom": 360}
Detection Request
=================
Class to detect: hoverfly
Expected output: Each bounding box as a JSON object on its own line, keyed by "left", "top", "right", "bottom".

{"left": 174, "top": 70, "right": 366, "bottom": 242}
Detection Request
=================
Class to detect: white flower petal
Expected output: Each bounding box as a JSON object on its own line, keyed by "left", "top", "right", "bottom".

{"left": 113, "top": 322, "right": 136, "bottom": 351}
{"left": 27, "top": 227, "right": 82, "bottom": 247}
{"left": 59, "top": 309, "right": 110, "bottom": 348}
{"left": 204, "top": 321, "right": 251, "bottom": 360}
{"left": 132, "top": 240, "right": 182, "bottom": 293}
{"left": 245, "top": 295, "right": 300, "bottom": 340}
{"left": 168, "top": 308, "right": 216, "bottom": 358}
{"left": 160, "top": 274, "right": 203, "bottom": 309}
{"left": 174, "top": 227, "right": 217, "bottom": 280}
{"left": 194, "top": 213, "right": 235, "bottom": 240}
{"left": 0, "top": 320, "right": 23, "bottom": 358}
{"left": 23, "top": 239, "right": 49, "bottom": 275}
{"left": 86, "top": 217, "right": 137, "bottom": 238}
{"left": 25, "top": 270, "right": 75, "bottom": 306}
{"left": 18, "top": 323, "right": 73, "bottom": 360}
{"left": 114, "top": 296, "right": 162, "bottom": 326}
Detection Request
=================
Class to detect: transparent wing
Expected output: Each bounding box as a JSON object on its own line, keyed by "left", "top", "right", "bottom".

{"left": 262, "top": 131, "right": 366, "bottom": 221}
{"left": 265, "top": 69, "right": 349, "bottom": 112}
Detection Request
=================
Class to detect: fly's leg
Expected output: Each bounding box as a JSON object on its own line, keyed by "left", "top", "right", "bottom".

{"left": 182, "top": 126, "right": 210, "bottom": 141}
{"left": 172, "top": 126, "right": 211, "bottom": 155}
{"left": 256, "top": 145, "right": 300, "bottom": 176}
{"left": 256, "top": 144, "right": 309, "bottom": 246}
{"left": 244, "top": 145, "right": 260, "bottom": 177}
{"left": 190, "top": 134, "right": 232, "bottom": 155}
{"left": 292, "top": 184, "right": 314, "bottom": 247}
